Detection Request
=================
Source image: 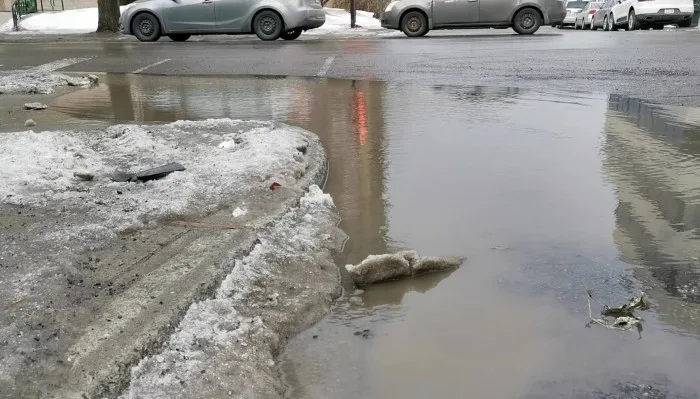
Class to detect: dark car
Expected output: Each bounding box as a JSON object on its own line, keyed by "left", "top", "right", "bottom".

{"left": 590, "top": 0, "right": 615, "bottom": 29}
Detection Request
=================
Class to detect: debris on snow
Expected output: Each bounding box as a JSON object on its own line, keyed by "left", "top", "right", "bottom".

{"left": 232, "top": 207, "right": 247, "bottom": 218}
{"left": 73, "top": 170, "right": 94, "bottom": 181}
{"left": 87, "top": 74, "right": 99, "bottom": 84}
{"left": 24, "top": 102, "right": 48, "bottom": 110}
{"left": 0, "top": 71, "right": 93, "bottom": 95}
{"left": 111, "top": 162, "right": 187, "bottom": 183}
{"left": 345, "top": 251, "right": 465, "bottom": 286}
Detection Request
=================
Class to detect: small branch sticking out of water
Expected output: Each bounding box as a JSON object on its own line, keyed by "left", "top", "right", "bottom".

{"left": 586, "top": 290, "right": 645, "bottom": 340}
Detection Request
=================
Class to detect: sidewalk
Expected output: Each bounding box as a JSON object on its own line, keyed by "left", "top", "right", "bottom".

{"left": 0, "top": 12, "right": 11, "bottom": 30}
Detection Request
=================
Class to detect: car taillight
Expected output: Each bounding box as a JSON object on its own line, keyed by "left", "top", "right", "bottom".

{"left": 588, "top": 9, "right": 597, "bottom": 13}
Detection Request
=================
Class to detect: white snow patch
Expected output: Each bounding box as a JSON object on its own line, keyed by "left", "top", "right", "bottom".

{"left": 0, "top": 6, "right": 127, "bottom": 33}
{"left": 232, "top": 206, "right": 247, "bottom": 217}
{"left": 305, "top": 8, "right": 393, "bottom": 36}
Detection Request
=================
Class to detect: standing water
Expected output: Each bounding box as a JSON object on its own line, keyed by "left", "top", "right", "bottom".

{"left": 42, "top": 74, "right": 700, "bottom": 398}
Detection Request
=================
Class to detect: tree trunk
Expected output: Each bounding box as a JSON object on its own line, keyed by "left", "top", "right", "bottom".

{"left": 97, "top": 0, "right": 121, "bottom": 33}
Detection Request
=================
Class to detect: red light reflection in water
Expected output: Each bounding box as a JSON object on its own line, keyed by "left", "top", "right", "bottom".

{"left": 353, "top": 90, "right": 368, "bottom": 145}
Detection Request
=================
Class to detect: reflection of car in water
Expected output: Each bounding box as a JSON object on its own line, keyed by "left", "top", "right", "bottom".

{"left": 119, "top": 0, "right": 325, "bottom": 42}
{"left": 380, "top": 0, "right": 567, "bottom": 36}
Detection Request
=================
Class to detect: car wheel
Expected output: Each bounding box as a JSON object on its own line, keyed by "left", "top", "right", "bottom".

{"left": 132, "top": 13, "right": 161, "bottom": 42}
{"left": 401, "top": 10, "right": 429, "bottom": 37}
{"left": 603, "top": 16, "right": 608, "bottom": 30}
{"left": 168, "top": 34, "right": 190, "bottom": 42}
{"left": 512, "top": 7, "right": 541, "bottom": 34}
{"left": 253, "top": 10, "right": 284, "bottom": 41}
{"left": 627, "top": 9, "right": 636, "bottom": 30}
{"left": 609, "top": 14, "right": 618, "bottom": 31}
{"left": 281, "top": 28, "right": 302, "bottom": 40}
{"left": 591, "top": 20, "right": 597, "bottom": 30}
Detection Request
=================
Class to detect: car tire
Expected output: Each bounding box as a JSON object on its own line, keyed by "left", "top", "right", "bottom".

{"left": 168, "top": 34, "right": 190, "bottom": 42}
{"left": 512, "top": 7, "right": 541, "bottom": 34}
{"left": 132, "top": 13, "right": 161, "bottom": 42}
{"left": 281, "top": 28, "right": 302, "bottom": 40}
{"left": 609, "top": 14, "right": 618, "bottom": 31}
{"left": 401, "top": 10, "right": 429, "bottom": 37}
{"left": 678, "top": 20, "right": 691, "bottom": 28}
{"left": 591, "top": 20, "right": 597, "bottom": 30}
{"left": 627, "top": 9, "right": 637, "bottom": 30}
{"left": 253, "top": 10, "right": 284, "bottom": 41}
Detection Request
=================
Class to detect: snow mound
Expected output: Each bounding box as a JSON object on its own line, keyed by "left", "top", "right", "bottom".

{"left": 0, "top": 71, "right": 92, "bottom": 94}
{"left": 305, "top": 8, "right": 386, "bottom": 36}
{"left": 121, "top": 185, "right": 341, "bottom": 399}
{"left": 0, "top": 119, "right": 315, "bottom": 247}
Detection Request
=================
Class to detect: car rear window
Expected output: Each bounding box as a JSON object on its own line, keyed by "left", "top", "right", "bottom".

{"left": 567, "top": 1, "right": 588, "bottom": 8}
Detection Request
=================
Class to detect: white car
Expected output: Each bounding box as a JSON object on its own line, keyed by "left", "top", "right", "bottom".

{"left": 560, "top": 0, "right": 590, "bottom": 27}
{"left": 607, "top": 0, "right": 694, "bottom": 30}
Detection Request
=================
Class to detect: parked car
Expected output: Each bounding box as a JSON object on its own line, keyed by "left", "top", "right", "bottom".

{"left": 119, "top": 0, "right": 326, "bottom": 42}
{"left": 559, "top": 0, "right": 589, "bottom": 27}
{"left": 574, "top": 1, "right": 603, "bottom": 28}
{"left": 609, "top": 0, "right": 694, "bottom": 30}
{"left": 590, "top": 0, "right": 616, "bottom": 28}
{"left": 380, "top": 0, "right": 567, "bottom": 36}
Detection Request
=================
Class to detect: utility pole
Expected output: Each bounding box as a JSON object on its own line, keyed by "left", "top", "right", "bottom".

{"left": 350, "top": 0, "right": 356, "bottom": 28}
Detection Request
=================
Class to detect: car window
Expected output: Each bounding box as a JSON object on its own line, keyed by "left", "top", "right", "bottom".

{"left": 566, "top": 1, "right": 588, "bottom": 8}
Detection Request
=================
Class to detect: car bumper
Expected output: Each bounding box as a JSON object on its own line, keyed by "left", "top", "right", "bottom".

{"left": 286, "top": 7, "right": 326, "bottom": 29}
{"left": 562, "top": 15, "right": 576, "bottom": 24}
{"left": 380, "top": 8, "right": 401, "bottom": 29}
{"left": 635, "top": 10, "right": 693, "bottom": 23}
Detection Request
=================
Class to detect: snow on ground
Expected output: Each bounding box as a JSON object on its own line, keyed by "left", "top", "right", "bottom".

{"left": 121, "top": 185, "right": 341, "bottom": 399}
{"left": 304, "top": 8, "right": 388, "bottom": 36}
{"left": 0, "top": 68, "right": 93, "bottom": 94}
{"left": 0, "top": 120, "right": 313, "bottom": 248}
{"left": 0, "top": 6, "right": 127, "bottom": 33}
{"left": 0, "top": 6, "right": 391, "bottom": 36}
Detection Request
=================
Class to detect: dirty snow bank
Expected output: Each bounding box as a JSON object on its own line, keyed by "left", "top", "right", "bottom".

{"left": 0, "top": 119, "right": 314, "bottom": 290}
{"left": 0, "top": 59, "right": 94, "bottom": 94}
{"left": 121, "top": 185, "right": 345, "bottom": 399}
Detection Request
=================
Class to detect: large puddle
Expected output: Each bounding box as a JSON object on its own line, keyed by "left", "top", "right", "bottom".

{"left": 28, "top": 74, "right": 700, "bottom": 397}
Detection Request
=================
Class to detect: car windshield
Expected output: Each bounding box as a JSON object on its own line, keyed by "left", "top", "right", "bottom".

{"left": 566, "top": 1, "right": 588, "bottom": 8}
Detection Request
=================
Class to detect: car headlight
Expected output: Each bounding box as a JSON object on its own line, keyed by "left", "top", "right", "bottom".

{"left": 385, "top": 1, "right": 398, "bottom": 12}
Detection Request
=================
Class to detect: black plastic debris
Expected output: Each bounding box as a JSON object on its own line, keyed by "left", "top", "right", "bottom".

{"left": 111, "top": 162, "right": 186, "bottom": 183}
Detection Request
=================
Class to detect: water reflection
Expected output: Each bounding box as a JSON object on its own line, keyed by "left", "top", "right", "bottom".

{"left": 603, "top": 94, "right": 700, "bottom": 335}
{"left": 49, "top": 77, "right": 700, "bottom": 398}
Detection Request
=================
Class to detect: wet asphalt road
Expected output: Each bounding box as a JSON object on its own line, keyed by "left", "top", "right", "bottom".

{"left": 2, "top": 28, "right": 700, "bottom": 105}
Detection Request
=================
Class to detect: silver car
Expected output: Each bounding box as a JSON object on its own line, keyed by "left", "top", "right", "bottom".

{"left": 119, "top": 0, "right": 325, "bottom": 42}
{"left": 380, "top": 0, "right": 567, "bottom": 36}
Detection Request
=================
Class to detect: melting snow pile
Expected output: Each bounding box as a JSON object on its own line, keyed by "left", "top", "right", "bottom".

{"left": 0, "top": 6, "right": 128, "bottom": 33}
{"left": 0, "top": 119, "right": 315, "bottom": 249}
{"left": 0, "top": 58, "right": 95, "bottom": 94}
{"left": 121, "top": 185, "right": 343, "bottom": 399}
{"left": 304, "top": 8, "right": 383, "bottom": 35}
